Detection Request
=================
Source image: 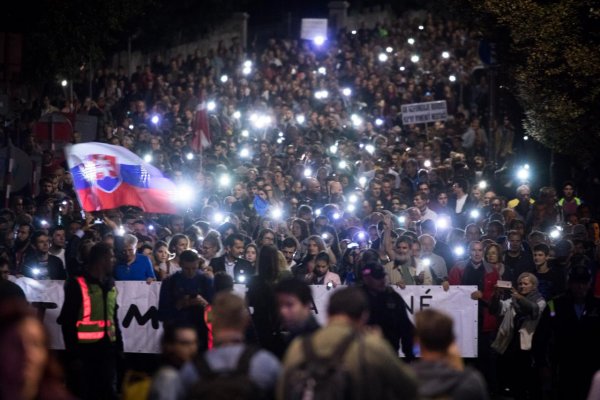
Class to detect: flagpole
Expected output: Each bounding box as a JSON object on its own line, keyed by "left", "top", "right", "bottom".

{"left": 4, "top": 141, "right": 13, "bottom": 208}
{"left": 63, "top": 145, "right": 88, "bottom": 213}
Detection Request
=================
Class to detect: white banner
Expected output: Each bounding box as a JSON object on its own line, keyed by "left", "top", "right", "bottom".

{"left": 300, "top": 18, "right": 328, "bottom": 41}
{"left": 13, "top": 278, "right": 478, "bottom": 357}
{"left": 401, "top": 100, "right": 448, "bottom": 125}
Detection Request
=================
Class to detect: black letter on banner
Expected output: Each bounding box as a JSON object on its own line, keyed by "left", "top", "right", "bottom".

{"left": 405, "top": 296, "right": 415, "bottom": 314}
{"left": 419, "top": 296, "right": 432, "bottom": 310}
{"left": 310, "top": 298, "right": 318, "bottom": 315}
{"left": 122, "top": 305, "right": 160, "bottom": 329}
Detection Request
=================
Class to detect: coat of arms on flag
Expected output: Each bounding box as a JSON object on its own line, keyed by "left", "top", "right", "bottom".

{"left": 81, "top": 155, "right": 122, "bottom": 193}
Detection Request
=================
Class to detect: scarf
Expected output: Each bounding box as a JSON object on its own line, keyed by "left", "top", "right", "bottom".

{"left": 395, "top": 259, "right": 415, "bottom": 285}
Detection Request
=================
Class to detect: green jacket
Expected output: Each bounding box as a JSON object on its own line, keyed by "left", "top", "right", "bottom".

{"left": 278, "top": 321, "right": 418, "bottom": 400}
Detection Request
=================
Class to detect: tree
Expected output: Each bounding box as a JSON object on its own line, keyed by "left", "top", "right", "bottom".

{"left": 449, "top": 0, "right": 600, "bottom": 163}
{"left": 13, "top": 0, "right": 151, "bottom": 86}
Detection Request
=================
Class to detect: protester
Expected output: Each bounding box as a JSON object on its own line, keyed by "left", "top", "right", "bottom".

{"left": 461, "top": 240, "right": 500, "bottom": 390}
{"left": 167, "top": 233, "right": 190, "bottom": 272}
{"left": 210, "top": 233, "right": 254, "bottom": 283}
{"left": 114, "top": 233, "right": 156, "bottom": 282}
{"left": 274, "top": 278, "right": 320, "bottom": 349}
{"left": 183, "top": 292, "right": 280, "bottom": 399}
{"left": 0, "top": 303, "right": 74, "bottom": 400}
{"left": 22, "top": 230, "right": 66, "bottom": 280}
{"left": 361, "top": 262, "right": 415, "bottom": 359}
{"left": 412, "top": 309, "right": 489, "bottom": 400}
{"left": 535, "top": 266, "right": 600, "bottom": 400}
{"left": 153, "top": 240, "right": 180, "bottom": 280}
{"left": 418, "top": 234, "right": 448, "bottom": 284}
{"left": 148, "top": 323, "right": 198, "bottom": 400}
{"left": 158, "top": 249, "right": 214, "bottom": 351}
{"left": 58, "top": 242, "right": 121, "bottom": 400}
{"left": 305, "top": 251, "right": 341, "bottom": 286}
{"left": 490, "top": 272, "right": 546, "bottom": 399}
{"left": 244, "top": 243, "right": 258, "bottom": 271}
{"left": 278, "top": 287, "right": 418, "bottom": 400}
{"left": 532, "top": 243, "right": 565, "bottom": 300}
{"left": 49, "top": 225, "right": 67, "bottom": 269}
{"left": 246, "top": 245, "right": 285, "bottom": 357}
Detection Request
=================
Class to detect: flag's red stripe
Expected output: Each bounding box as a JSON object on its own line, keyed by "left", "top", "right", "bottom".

{"left": 77, "top": 184, "right": 177, "bottom": 213}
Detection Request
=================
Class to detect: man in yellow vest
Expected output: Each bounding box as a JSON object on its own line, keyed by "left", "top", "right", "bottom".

{"left": 58, "top": 242, "right": 122, "bottom": 400}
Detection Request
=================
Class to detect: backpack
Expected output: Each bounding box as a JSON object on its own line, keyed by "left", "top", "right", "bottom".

{"left": 283, "top": 333, "right": 357, "bottom": 400}
{"left": 187, "top": 346, "right": 262, "bottom": 400}
{"left": 121, "top": 370, "right": 151, "bottom": 400}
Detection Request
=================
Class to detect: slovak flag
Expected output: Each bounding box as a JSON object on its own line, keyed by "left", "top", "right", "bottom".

{"left": 65, "top": 142, "right": 177, "bottom": 213}
{"left": 192, "top": 100, "right": 212, "bottom": 152}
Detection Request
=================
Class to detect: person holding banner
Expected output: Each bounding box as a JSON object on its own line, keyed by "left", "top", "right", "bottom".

{"left": 114, "top": 233, "right": 156, "bottom": 283}
{"left": 58, "top": 242, "right": 122, "bottom": 400}
{"left": 460, "top": 241, "right": 500, "bottom": 393}
{"left": 158, "top": 250, "right": 214, "bottom": 351}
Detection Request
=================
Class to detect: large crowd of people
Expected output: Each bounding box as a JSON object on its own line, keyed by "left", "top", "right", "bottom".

{"left": 1, "top": 9, "right": 600, "bottom": 400}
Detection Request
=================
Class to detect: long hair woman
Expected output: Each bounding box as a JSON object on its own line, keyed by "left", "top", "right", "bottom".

{"left": 246, "top": 245, "right": 285, "bottom": 357}
{"left": 168, "top": 234, "right": 190, "bottom": 271}
{"left": 293, "top": 235, "right": 326, "bottom": 279}
{"left": 154, "top": 241, "right": 180, "bottom": 280}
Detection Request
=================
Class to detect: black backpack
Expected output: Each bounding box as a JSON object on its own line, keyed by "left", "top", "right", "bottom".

{"left": 187, "top": 346, "right": 262, "bottom": 400}
{"left": 283, "top": 333, "right": 357, "bottom": 400}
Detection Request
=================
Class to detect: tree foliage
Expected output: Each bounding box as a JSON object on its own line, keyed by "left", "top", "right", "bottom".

{"left": 15, "top": 0, "right": 151, "bottom": 84}
{"left": 451, "top": 0, "right": 600, "bottom": 163}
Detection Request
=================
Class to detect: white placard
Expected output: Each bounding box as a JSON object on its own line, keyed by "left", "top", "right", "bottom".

{"left": 401, "top": 100, "right": 448, "bottom": 125}
{"left": 300, "top": 18, "right": 328, "bottom": 41}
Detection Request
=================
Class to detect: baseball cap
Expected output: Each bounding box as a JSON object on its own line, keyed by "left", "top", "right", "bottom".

{"left": 361, "top": 262, "right": 386, "bottom": 280}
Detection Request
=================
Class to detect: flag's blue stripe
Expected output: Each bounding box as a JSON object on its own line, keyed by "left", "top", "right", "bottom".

{"left": 70, "top": 164, "right": 174, "bottom": 191}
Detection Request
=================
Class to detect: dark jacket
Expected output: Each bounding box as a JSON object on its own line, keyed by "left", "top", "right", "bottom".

{"left": 282, "top": 314, "right": 320, "bottom": 350}
{"left": 412, "top": 360, "right": 489, "bottom": 400}
{"left": 209, "top": 255, "right": 254, "bottom": 283}
{"left": 448, "top": 195, "right": 478, "bottom": 228}
{"left": 158, "top": 271, "right": 214, "bottom": 351}
{"left": 22, "top": 253, "right": 66, "bottom": 280}
{"left": 462, "top": 263, "right": 499, "bottom": 333}
{"left": 362, "top": 286, "right": 414, "bottom": 360}
{"left": 535, "top": 293, "right": 600, "bottom": 399}
{"left": 246, "top": 276, "right": 285, "bottom": 358}
{"left": 503, "top": 251, "right": 535, "bottom": 285}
